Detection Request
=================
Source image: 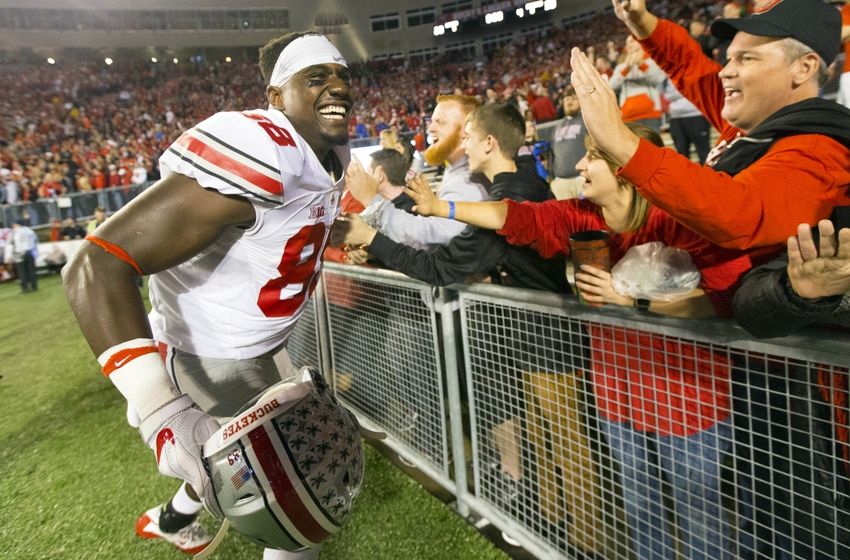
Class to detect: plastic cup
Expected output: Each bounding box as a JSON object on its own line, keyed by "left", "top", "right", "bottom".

{"left": 569, "top": 230, "right": 611, "bottom": 306}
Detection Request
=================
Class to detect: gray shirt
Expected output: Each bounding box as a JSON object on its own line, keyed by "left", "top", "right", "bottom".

{"left": 363, "top": 156, "right": 488, "bottom": 250}
{"left": 663, "top": 81, "right": 703, "bottom": 120}
{"left": 550, "top": 114, "right": 587, "bottom": 179}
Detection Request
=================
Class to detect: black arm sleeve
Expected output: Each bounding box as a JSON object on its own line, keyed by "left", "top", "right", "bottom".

{"left": 368, "top": 228, "right": 505, "bottom": 286}
{"left": 732, "top": 257, "right": 842, "bottom": 338}
{"left": 391, "top": 192, "right": 417, "bottom": 213}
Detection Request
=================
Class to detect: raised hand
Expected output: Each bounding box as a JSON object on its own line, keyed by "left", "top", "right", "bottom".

{"left": 345, "top": 159, "right": 380, "bottom": 206}
{"left": 612, "top": 0, "right": 645, "bottom": 21}
{"left": 570, "top": 47, "right": 639, "bottom": 166}
{"left": 405, "top": 173, "right": 444, "bottom": 217}
{"left": 787, "top": 220, "right": 850, "bottom": 299}
{"left": 611, "top": 0, "right": 656, "bottom": 38}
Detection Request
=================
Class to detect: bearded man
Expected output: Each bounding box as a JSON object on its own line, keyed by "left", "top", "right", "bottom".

{"left": 343, "top": 94, "right": 488, "bottom": 250}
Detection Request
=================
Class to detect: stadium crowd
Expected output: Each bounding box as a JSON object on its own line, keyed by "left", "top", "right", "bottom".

{"left": 3, "top": 0, "right": 850, "bottom": 559}
{"left": 0, "top": 0, "right": 723, "bottom": 213}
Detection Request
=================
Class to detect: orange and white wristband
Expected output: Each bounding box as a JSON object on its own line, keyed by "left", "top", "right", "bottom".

{"left": 97, "top": 338, "right": 180, "bottom": 420}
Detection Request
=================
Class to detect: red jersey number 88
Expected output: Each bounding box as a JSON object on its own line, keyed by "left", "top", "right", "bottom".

{"left": 257, "top": 223, "right": 326, "bottom": 317}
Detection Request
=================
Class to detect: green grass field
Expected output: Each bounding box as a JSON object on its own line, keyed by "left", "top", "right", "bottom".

{"left": 0, "top": 275, "right": 507, "bottom": 560}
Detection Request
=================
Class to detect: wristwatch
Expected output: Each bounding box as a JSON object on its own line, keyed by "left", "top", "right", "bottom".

{"left": 634, "top": 298, "right": 651, "bottom": 311}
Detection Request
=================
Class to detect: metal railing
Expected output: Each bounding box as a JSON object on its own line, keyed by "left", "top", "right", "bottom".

{"left": 293, "top": 264, "right": 850, "bottom": 559}
{"left": 1, "top": 184, "right": 147, "bottom": 229}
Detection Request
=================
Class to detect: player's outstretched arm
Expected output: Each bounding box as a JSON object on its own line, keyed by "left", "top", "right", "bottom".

{"left": 62, "top": 172, "right": 254, "bottom": 517}
{"left": 404, "top": 174, "right": 508, "bottom": 230}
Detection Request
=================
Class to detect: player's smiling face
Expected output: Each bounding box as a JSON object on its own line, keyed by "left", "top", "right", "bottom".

{"left": 276, "top": 63, "right": 352, "bottom": 157}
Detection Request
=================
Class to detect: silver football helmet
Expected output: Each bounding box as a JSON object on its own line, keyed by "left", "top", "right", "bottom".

{"left": 203, "top": 368, "right": 364, "bottom": 551}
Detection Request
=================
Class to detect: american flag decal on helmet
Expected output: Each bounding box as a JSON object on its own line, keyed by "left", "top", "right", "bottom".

{"left": 230, "top": 465, "right": 251, "bottom": 490}
{"left": 206, "top": 377, "right": 364, "bottom": 553}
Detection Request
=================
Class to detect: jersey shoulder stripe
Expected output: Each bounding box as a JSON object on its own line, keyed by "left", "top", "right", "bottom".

{"left": 165, "top": 145, "right": 281, "bottom": 206}
{"left": 160, "top": 110, "right": 305, "bottom": 205}
{"left": 175, "top": 130, "right": 282, "bottom": 196}
{"left": 196, "top": 127, "right": 279, "bottom": 175}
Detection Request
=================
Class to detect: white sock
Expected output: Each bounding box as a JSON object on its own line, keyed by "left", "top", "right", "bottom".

{"left": 263, "top": 546, "right": 321, "bottom": 560}
{"left": 171, "top": 481, "right": 203, "bottom": 515}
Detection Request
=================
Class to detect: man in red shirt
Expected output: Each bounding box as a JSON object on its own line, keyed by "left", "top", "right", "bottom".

{"left": 571, "top": 0, "right": 850, "bottom": 252}
{"left": 529, "top": 84, "right": 558, "bottom": 122}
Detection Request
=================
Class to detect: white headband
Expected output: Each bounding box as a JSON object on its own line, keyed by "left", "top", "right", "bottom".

{"left": 269, "top": 35, "right": 347, "bottom": 88}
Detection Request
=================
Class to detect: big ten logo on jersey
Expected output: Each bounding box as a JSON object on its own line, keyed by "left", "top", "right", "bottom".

{"left": 227, "top": 449, "right": 242, "bottom": 466}
{"left": 308, "top": 191, "right": 339, "bottom": 221}
{"left": 242, "top": 113, "right": 296, "bottom": 147}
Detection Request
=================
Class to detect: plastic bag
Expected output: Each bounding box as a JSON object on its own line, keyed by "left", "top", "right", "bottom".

{"left": 611, "top": 242, "right": 701, "bottom": 302}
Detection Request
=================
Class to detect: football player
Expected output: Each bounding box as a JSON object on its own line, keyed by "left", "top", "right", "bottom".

{"left": 63, "top": 31, "right": 352, "bottom": 560}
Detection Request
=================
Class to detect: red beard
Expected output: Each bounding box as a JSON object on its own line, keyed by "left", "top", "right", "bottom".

{"left": 423, "top": 126, "right": 461, "bottom": 167}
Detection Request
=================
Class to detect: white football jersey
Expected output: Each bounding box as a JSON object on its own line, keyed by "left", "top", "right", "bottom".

{"left": 149, "top": 108, "right": 349, "bottom": 359}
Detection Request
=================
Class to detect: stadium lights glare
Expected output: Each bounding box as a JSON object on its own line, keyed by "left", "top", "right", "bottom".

{"left": 445, "top": 20, "right": 459, "bottom": 33}
{"left": 104, "top": 57, "right": 113, "bottom": 65}
{"left": 433, "top": 24, "right": 445, "bottom": 36}
{"left": 225, "top": 56, "right": 232, "bottom": 62}
{"left": 525, "top": 0, "right": 544, "bottom": 15}
{"left": 47, "top": 57, "right": 56, "bottom": 65}
{"left": 544, "top": 0, "right": 557, "bottom": 11}
{"left": 484, "top": 11, "right": 504, "bottom": 24}
{"left": 173, "top": 57, "right": 179, "bottom": 64}
{"left": 516, "top": 8, "right": 525, "bottom": 17}
{"left": 151, "top": 57, "right": 158, "bottom": 63}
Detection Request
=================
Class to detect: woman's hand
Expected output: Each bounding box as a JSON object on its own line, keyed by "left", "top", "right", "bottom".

{"left": 569, "top": 47, "right": 639, "bottom": 166}
{"left": 574, "top": 264, "right": 634, "bottom": 307}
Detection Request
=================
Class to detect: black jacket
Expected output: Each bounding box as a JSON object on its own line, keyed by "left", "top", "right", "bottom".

{"left": 368, "top": 165, "right": 571, "bottom": 293}
{"left": 733, "top": 206, "right": 850, "bottom": 338}
{"left": 733, "top": 255, "right": 848, "bottom": 338}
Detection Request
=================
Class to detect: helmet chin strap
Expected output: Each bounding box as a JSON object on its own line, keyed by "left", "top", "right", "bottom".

{"left": 193, "top": 519, "right": 230, "bottom": 560}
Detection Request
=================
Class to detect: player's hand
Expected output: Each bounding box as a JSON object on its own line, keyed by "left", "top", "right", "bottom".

{"left": 787, "top": 220, "right": 850, "bottom": 299}
{"left": 405, "top": 174, "right": 443, "bottom": 217}
{"left": 138, "top": 395, "right": 223, "bottom": 518}
{"left": 331, "top": 213, "right": 377, "bottom": 247}
{"left": 345, "top": 159, "right": 379, "bottom": 206}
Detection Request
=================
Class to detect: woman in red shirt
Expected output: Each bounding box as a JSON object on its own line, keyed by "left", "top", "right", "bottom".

{"left": 407, "top": 124, "right": 751, "bottom": 560}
